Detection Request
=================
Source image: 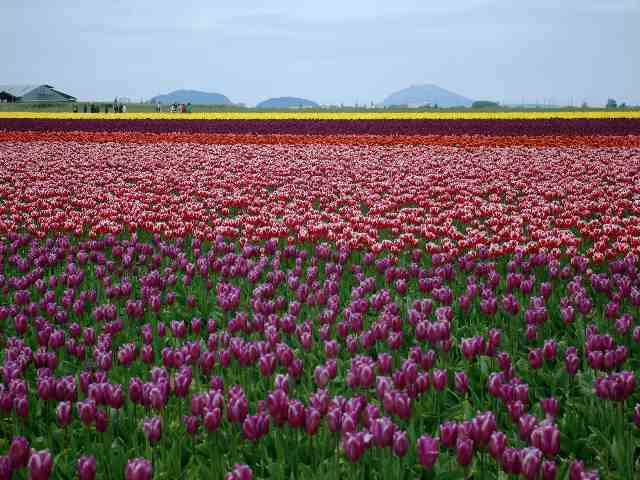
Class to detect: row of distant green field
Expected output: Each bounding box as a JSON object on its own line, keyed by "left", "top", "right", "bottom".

{"left": 1, "top": 101, "right": 638, "bottom": 114}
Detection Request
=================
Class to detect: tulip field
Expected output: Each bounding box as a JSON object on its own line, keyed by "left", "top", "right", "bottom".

{"left": 1, "top": 112, "right": 640, "bottom": 479}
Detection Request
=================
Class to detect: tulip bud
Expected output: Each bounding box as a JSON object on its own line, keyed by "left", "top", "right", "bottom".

{"left": 0, "top": 455, "right": 12, "bottom": 480}
{"left": 392, "top": 430, "right": 409, "bottom": 457}
{"left": 342, "top": 432, "right": 365, "bottom": 462}
{"left": 28, "top": 449, "right": 53, "bottom": 480}
{"left": 203, "top": 407, "right": 222, "bottom": 433}
{"left": 489, "top": 431, "right": 507, "bottom": 459}
{"left": 77, "top": 399, "right": 97, "bottom": 426}
{"left": 9, "top": 436, "right": 30, "bottom": 469}
{"left": 569, "top": 460, "right": 585, "bottom": 480}
{"left": 287, "top": 400, "right": 306, "bottom": 429}
{"left": 314, "top": 366, "right": 330, "bottom": 388}
{"left": 531, "top": 422, "right": 560, "bottom": 457}
{"left": 143, "top": 416, "right": 162, "bottom": 445}
{"left": 393, "top": 391, "right": 412, "bottom": 420}
{"left": 226, "top": 464, "right": 252, "bottom": 480}
{"left": 439, "top": 421, "right": 458, "bottom": 449}
{"left": 95, "top": 409, "right": 109, "bottom": 433}
{"left": 304, "top": 407, "right": 321, "bottom": 435}
{"left": 432, "top": 369, "right": 447, "bottom": 391}
{"left": 14, "top": 395, "right": 29, "bottom": 418}
{"left": 454, "top": 372, "right": 469, "bottom": 394}
{"left": 371, "top": 417, "right": 396, "bottom": 448}
{"left": 520, "top": 447, "right": 542, "bottom": 480}
{"left": 124, "top": 458, "right": 152, "bottom": 480}
{"left": 518, "top": 414, "right": 538, "bottom": 441}
{"left": 183, "top": 415, "right": 199, "bottom": 435}
{"left": 326, "top": 408, "right": 341, "bottom": 433}
{"left": 540, "top": 397, "right": 559, "bottom": 419}
{"left": 455, "top": 436, "right": 473, "bottom": 467}
{"left": 77, "top": 455, "right": 97, "bottom": 480}
{"left": 416, "top": 435, "right": 439, "bottom": 469}
{"left": 502, "top": 447, "right": 521, "bottom": 475}
{"left": 542, "top": 460, "right": 557, "bottom": 480}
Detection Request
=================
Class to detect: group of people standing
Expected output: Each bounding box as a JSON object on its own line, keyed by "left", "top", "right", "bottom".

{"left": 72, "top": 104, "right": 111, "bottom": 113}
{"left": 70, "top": 100, "right": 193, "bottom": 114}
{"left": 155, "top": 102, "right": 192, "bottom": 113}
{"left": 71, "top": 102, "right": 127, "bottom": 113}
{"left": 112, "top": 99, "right": 127, "bottom": 113}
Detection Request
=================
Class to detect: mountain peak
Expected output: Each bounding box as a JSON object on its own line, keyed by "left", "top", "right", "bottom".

{"left": 150, "top": 89, "right": 232, "bottom": 105}
{"left": 383, "top": 84, "right": 473, "bottom": 108}
{"left": 257, "top": 97, "right": 319, "bottom": 109}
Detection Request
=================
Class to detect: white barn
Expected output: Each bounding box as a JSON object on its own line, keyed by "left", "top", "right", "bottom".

{"left": 0, "top": 84, "right": 76, "bottom": 103}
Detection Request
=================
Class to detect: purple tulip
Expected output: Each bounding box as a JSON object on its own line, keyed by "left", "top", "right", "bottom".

{"left": 95, "top": 409, "right": 109, "bottom": 433}
{"left": 77, "top": 455, "right": 97, "bottom": 480}
{"left": 454, "top": 371, "right": 469, "bottom": 394}
{"left": 432, "top": 369, "right": 447, "bottom": 391}
{"left": 0, "top": 455, "right": 12, "bottom": 480}
{"left": 543, "top": 339, "right": 557, "bottom": 360}
{"left": 392, "top": 430, "right": 409, "bottom": 457}
{"left": 531, "top": 422, "right": 560, "bottom": 457}
{"left": 124, "top": 458, "right": 152, "bottom": 480}
{"left": 518, "top": 414, "right": 538, "bottom": 441}
{"left": 267, "top": 389, "right": 289, "bottom": 426}
{"left": 569, "top": 460, "right": 585, "bottom": 480}
{"left": 542, "top": 460, "right": 557, "bottom": 480}
{"left": 287, "top": 400, "right": 306, "bottom": 429}
{"left": 502, "top": 447, "right": 521, "bottom": 475}
{"left": 520, "top": 447, "right": 542, "bottom": 480}
{"left": 304, "top": 407, "right": 321, "bottom": 435}
{"left": 528, "top": 348, "right": 543, "bottom": 369}
{"left": 227, "top": 395, "right": 248, "bottom": 423}
{"left": 14, "top": 395, "right": 28, "bottom": 419}
{"left": 489, "top": 431, "right": 507, "bottom": 459}
{"left": 565, "top": 354, "right": 580, "bottom": 375}
{"left": 77, "top": 399, "right": 97, "bottom": 426}
{"left": 326, "top": 408, "right": 342, "bottom": 433}
{"left": 9, "top": 436, "right": 30, "bottom": 469}
{"left": 183, "top": 415, "right": 199, "bottom": 435}
{"left": 508, "top": 400, "right": 526, "bottom": 421}
{"left": 393, "top": 391, "right": 412, "bottom": 420}
{"left": 472, "top": 411, "right": 496, "bottom": 445}
{"left": 456, "top": 437, "right": 474, "bottom": 467}
{"left": 540, "top": 397, "right": 559, "bottom": 419}
{"left": 416, "top": 435, "right": 439, "bottom": 469}
{"left": 225, "top": 464, "right": 252, "bottom": 480}
{"left": 342, "top": 432, "right": 365, "bottom": 462}
{"left": 371, "top": 416, "right": 396, "bottom": 448}
{"left": 28, "top": 449, "right": 53, "bottom": 480}
{"left": 439, "top": 421, "right": 458, "bottom": 449}
{"left": 143, "top": 416, "right": 162, "bottom": 445}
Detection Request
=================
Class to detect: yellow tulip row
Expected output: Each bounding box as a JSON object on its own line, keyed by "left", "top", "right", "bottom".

{"left": 1, "top": 111, "right": 640, "bottom": 120}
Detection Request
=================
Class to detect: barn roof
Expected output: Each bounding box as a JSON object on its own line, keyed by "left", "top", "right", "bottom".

{"left": 0, "top": 85, "right": 49, "bottom": 97}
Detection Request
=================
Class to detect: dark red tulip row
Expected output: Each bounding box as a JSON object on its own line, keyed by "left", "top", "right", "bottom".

{"left": 2, "top": 118, "right": 640, "bottom": 135}
{"left": 2, "top": 131, "right": 640, "bottom": 148}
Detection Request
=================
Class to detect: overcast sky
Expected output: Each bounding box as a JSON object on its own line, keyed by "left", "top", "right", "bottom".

{"left": 1, "top": 0, "right": 638, "bottom": 106}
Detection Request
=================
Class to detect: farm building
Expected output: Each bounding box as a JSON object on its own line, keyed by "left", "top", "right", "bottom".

{"left": 0, "top": 84, "right": 76, "bottom": 103}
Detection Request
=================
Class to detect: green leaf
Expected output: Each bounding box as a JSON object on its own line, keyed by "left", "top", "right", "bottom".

{"left": 270, "top": 461, "right": 286, "bottom": 480}
{"left": 610, "top": 437, "right": 625, "bottom": 472}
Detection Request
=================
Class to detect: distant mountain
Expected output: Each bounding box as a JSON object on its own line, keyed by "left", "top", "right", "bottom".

{"left": 150, "top": 90, "right": 232, "bottom": 105}
{"left": 257, "top": 97, "right": 319, "bottom": 109}
{"left": 383, "top": 84, "right": 473, "bottom": 108}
